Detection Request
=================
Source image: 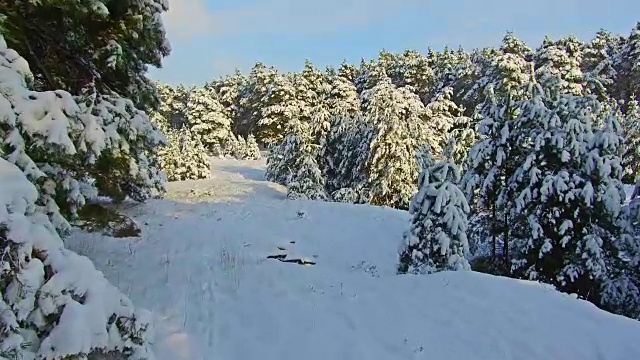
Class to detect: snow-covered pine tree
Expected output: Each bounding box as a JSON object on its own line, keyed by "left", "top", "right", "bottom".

{"left": 329, "top": 114, "right": 373, "bottom": 201}
{"left": 309, "top": 96, "right": 332, "bottom": 145}
{"left": 462, "top": 86, "right": 524, "bottom": 273}
{"left": 394, "top": 50, "right": 437, "bottom": 103}
{"left": 1, "top": 34, "right": 165, "bottom": 232}
{"left": 359, "top": 76, "right": 427, "bottom": 208}
{"left": 0, "top": 158, "right": 154, "bottom": 360}
{"left": 354, "top": 59, "right": 388, "bottom": 94}
{"left": 286, "top": 145, "right": 328, "bottom": 201}
{"left": 245, "top": 134, "right": 262, "bottom": 160}
{"left": 327, "top": 69, "right": 361, "bottom": 118}
{"left": 613, "top": 22, "right": 640, "bottom": 107}
{"left": 156, "top": 125, "right": 210, "bottom": 181}
{"left": 257, "top": 72, "right": 301, "bottom": 145}
{"left": 185, "top": 86, "right": 234, "bottom": 155}
{"left": 507, "top": 82, "right": 626, "bottom": 304}
{"left": 534, "top": 35, "right": 585, "bottom": 96}
{"left": 424, "top": 86, "right": 473, "bottom": 159}
{"left": 244, "top": 63, "right": 278, "bottom": 142}
{"left": 319, "top": 73, "right": 362, "bottom": 187}
{"left": 3, "top": 0, "right": 170, "bottom": 110}
{"left": 604, "top": 176, "right": 640, "bottom": 320}
{"left": 582, "top": 29, "right": 622, "bottom": 100}
{"left": 78, "top": 91, "right": 167, "bottom": 203}
{"left": 621, "top": 97, "right": 640, "bottom": 184}
{"left": 398, "top": 139, "right": 471, "bottom": 274}
{"left": 212, "top": 69, "right": 249, "bottom": 123}
{"left": 265, "top": 119, "right": 312, "bottom": 186}
{"left": 468, "top": 32, "right": 534, "bottom": 105}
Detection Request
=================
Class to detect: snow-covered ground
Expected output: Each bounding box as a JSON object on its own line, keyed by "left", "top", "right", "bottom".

{"left": 68, "top": 157, "right": 640, "bottom": 360}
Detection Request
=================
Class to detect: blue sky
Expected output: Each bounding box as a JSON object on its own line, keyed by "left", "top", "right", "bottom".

{"left": 151, "top": 0, "right": 640, "bottom": 86}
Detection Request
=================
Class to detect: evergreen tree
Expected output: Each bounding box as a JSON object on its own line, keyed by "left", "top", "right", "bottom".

{"left": 360, "top": 77, "right": 426, "bottom": 208}
{"left": 287, "top": 147, "right": 328, "bottom": 201}
{"left": 424, "top": 86, "right": 472, "bottom": 158}
{"left": 508, "top": 84, "right": 626, "bottom": 304}
{"left": 156, "top": 126, "right": 210, "bottom": 181}
{"left": 1, "top": 35, "right": 165, "bottom": 232}
{"left": 463, "top": 86, "right": 523, "bottom": 273}
{"left": 0, "top": 158, "right": 154, "bottom": 359}
{"left": 621, "top": 97, "right": 640, "bottom": 183}
{"left": 614, "top": 22, "right": 640, "bottom": 107}
{"left": 258, "top": 72, "right": 301, "bottom": 144}
{"left": 469, "top": 32, "right": 534, "bottom": 104}
{"left": 185, "top": 86, "right": 234, "bottom": 154}
{"left": 1, "top": 0, "right": 171, "bottom": 110}
{"left": 395, "top": 50, "right": 436, "bottom": 103}
{"left": 265, "top": 120, "right": 312, "bottom": 186}
{"left": 398, "top": 139, "right": 471, "bottom": 274}
{"left": 582, "top": 29, "right": 622, "bottom": 100}
{"left": 534, "top": 36, "right": 585, "bottom": 96}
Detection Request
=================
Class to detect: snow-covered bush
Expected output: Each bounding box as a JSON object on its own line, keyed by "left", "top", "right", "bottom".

{"left": 398, "top": 140, "right": 471, "bottom": 274}
{"left": 0, "top": 158, "right": 153, "bottom": 359}
{"left": 157, "top": 126, "right": 210, "bottom": 181}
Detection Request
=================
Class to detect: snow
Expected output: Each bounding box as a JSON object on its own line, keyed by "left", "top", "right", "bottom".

{"left": 67, "top": 157, "right": 640, "bottom": 360}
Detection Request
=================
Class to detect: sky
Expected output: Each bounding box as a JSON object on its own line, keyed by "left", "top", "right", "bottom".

{"left": 150, "top": 0, "right": 640, "bottom": 86}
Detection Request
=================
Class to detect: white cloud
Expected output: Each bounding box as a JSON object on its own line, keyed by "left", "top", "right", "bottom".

{"left": 162, "top": 0, "right": 220, "bottom": 40}
{"left": 162, "top": 0, "right": 426, "bottom": 39}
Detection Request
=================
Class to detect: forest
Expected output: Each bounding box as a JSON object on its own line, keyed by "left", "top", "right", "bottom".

{"left": 1, "top": 0, "right": 640, "bottom": 358}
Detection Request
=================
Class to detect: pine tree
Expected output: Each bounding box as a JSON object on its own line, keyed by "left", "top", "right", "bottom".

{"left": 156, "top": 126, "right": 210, "bottom": 181}
{"left": 534, "top": 35, "right": 585, "bottom": 96}
{"left": 469, "top": 32, "right": 534, "bottom": 104}
{"left": 287, "top": 148, "right": 328, "bottom": 201}
{"left": 1, "top": 0, "right": 171, "bottom": 110}
{"left": 621, "top": 97, "right": 640, "bottom": 184}
{"left": 395, "top": 50, "right": 436, "bottom": 103}
{"left": 0, "top": 158, "right": 154, "bottom": 359}
{"left": 265, "top": 120, "right": 312, "bottom": 186}
{"left": 258, "top": 72, "right": 301, "bottom": 144}
{"left": 398, "top": 139, "right": 471, "bottom": 274}
{"left": 1, "top": 35, "right": 165, "bottom": 232}
{"left": 185, "top": 86, "right": 234, "bottom": 154}
{"left": 582, "top": 29, "right": 622, "bottom": 100}
{"left": 613, "top": 22, "right": 640, "bottom": 107}
{"left": 321, "top": 114, "right": 366, "bottom": 195}
{"left": 462, "top": 86, "right": 523, "bottom": 273}
{"left": 424, "top": 86, "right": 472, "bottom": 158}
{"left": 360, "top": 77, "right": 427, "bottom": 208}
{"left": 508, "top": 84, "right": 626, "bottom": 304}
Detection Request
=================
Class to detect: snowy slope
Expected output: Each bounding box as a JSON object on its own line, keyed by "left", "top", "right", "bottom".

{"left": 67, "top": 157, "right": 640, "bottom": 360}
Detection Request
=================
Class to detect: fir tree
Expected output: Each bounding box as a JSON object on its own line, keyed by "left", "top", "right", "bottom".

{"left": 398, "top": 139, "right": 471, "bottom": 274}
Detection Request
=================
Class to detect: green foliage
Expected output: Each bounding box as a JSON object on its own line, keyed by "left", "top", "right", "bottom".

{"left": 0, "top": 0, "right": 170, "bottom": 110}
